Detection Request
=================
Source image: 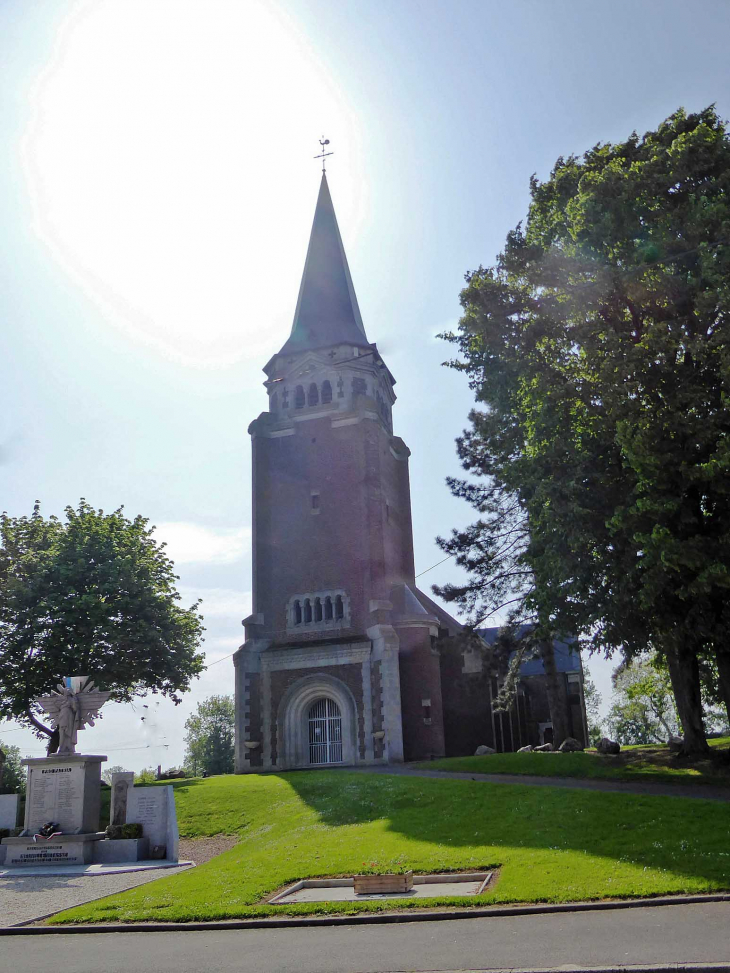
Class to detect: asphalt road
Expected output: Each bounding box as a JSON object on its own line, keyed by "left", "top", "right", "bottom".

{"left": 3, "top": 902, "right": 730, "bottom": 973}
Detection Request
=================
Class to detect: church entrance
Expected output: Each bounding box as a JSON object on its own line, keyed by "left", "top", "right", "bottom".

{"left": 308, "top": 698, "right": 343, "bottom": 764}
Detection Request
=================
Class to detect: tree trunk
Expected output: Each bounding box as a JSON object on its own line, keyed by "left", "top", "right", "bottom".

{"left": 714, "top": 649, "right": 730, "bottom": 727}
{"left": 648, "top": 700, "right": 674, "bottom": 740}
{"left": 665, "top": 646, "right": 709, "bottom": 755}
{"left": 538, "top": 640, "right": 570, "bottom": 746}
{"left": 25, "top": 709, "right": 59, "bottom": 755}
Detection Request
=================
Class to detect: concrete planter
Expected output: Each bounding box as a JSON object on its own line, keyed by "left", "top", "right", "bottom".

{"left": 353, "top": 870, "right": 413, "bottom": 894}
{"left": 94, "top": 837, "right": 149, "bottom": 864}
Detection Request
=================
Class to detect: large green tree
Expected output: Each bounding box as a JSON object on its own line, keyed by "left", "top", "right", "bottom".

{"left": 0, "top": 500, "right": 205, "bottom": 745}
{"left": 0, "top": 739, "right": 24, "bottom": 794}
{"left": 438, "top": 107, "right": 730, "bottom": 754}
{"left": 608, "top": 657, "right": 679, "bottom": 745}
{"left": 183, "top": 694, "right": 235, "bottom": 777}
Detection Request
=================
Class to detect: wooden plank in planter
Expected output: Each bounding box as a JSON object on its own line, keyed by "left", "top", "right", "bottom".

{"left": 353, "top": 871, "right": 414, "bottom": 894}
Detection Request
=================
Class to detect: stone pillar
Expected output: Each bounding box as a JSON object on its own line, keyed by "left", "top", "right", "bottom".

{"left": 0, "top": 793, "right": 19, "bottom": 830}
{"left": 110, "top": 771, "right": 135, "bottom": 826}
{"left": 234, "top": 639, "right": 268, "bottom": 773}
{"left": 367, "top": 623, "right": 404, "bottom": 763}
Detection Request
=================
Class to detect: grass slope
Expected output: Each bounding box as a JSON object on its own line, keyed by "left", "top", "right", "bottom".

{"left": 418, "top": 738, "right": 730, "bottom": 785}
{"left": 53, "top": 771, "right": 730, "bottom": 924}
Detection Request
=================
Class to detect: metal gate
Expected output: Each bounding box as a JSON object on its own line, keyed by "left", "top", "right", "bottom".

{"left": 308, "top": 698, "right": 343, "bottom": 764}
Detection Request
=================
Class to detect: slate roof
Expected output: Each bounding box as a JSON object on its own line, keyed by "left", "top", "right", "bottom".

{"left": 278, "top": 174, "right": 369, "bottom": 356}
{"left": 476, "top": 625, "right": 581, "bottom": 676}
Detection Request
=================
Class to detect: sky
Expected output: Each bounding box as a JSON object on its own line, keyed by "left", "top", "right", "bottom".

{"left": 1, "top": 0, "right": 729, "bottom": 771}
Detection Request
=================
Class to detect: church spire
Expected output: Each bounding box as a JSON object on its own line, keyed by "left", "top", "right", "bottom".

{"left": 278, "top": 174, "right": 368, "bottom": 356}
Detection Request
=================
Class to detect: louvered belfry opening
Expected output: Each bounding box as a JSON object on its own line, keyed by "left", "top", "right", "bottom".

{"left": 308, "top": 698, "right": 343, "bottom": 764}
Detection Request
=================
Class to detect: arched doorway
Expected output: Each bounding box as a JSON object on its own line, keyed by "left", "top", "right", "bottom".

{"left": 277, "top": 674, "right": 358, "bottom": 769}
{"left": 308, "top": 698, "right": 343, "bottom": 764}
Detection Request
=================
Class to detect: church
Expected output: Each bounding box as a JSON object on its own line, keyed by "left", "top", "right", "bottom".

{"left": 233, "top": 174, "right": 587, "bottom": 772}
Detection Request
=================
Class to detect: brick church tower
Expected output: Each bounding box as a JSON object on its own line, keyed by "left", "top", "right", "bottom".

{"left": 233, "top": 174, "right": 462, "bottom": 772}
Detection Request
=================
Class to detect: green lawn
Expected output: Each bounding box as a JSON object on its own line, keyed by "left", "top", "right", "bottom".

{"left": 417, "top": 738, "right": 730, "bottom": 785}
{"left": 52, "top": 770, "right": 730, "bottom": 924}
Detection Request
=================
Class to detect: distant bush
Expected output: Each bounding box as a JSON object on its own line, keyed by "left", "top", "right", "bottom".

{"left": 135, "top": 767, "right": 157, "bottom": 785}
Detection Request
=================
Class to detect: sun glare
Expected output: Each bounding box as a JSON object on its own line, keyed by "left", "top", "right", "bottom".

{"left": 22, "top": 0, "right": 365, "bottom": 366}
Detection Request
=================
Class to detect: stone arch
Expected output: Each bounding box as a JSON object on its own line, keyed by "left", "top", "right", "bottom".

{"left": 276, "top": 673, "right": 359, "bottom": 770}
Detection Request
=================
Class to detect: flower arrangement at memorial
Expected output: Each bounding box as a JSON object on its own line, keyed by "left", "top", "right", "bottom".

{"left": 33, "top": 821, "right": 62, "bottom": 841}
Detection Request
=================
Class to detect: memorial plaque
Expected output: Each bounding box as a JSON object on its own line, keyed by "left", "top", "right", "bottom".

{"left": 127, "top": 787, "right": 167, "bottom": 846}
{"left": 22, "top": 754, "right": 106, "bottom": 836}
{"left": 126, "top": 784, "right": 178, "bottom": 861}
{"left": 4, "top": 835, "right": 99, "bottom": 866}
{"left": 27, "top": 763, "right": 85, "bottom": 833}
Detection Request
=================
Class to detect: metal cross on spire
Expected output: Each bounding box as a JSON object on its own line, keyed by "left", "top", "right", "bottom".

{"left": 314, "top": 137, "right": 333, "bottom": 173}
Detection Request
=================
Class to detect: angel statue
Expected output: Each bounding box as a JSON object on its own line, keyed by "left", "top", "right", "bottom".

{"left": 35, "top": 676, "right": 112, "bottom": 755}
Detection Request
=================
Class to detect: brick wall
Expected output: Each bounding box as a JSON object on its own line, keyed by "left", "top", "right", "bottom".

{"left": 252, "top": 412, "right": 415, "bottom": 644}
{"left": 438, "top": 644, "right": 532, "bottom": 755}
{"left": 397, "top": 627, "right": 445, "bottom": 761}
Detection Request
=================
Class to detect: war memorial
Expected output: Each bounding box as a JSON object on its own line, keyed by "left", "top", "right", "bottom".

{"left": 0, "top": 676, "right": 179, "bottom": 872}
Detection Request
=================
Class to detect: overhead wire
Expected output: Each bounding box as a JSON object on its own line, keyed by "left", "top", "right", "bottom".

{"left": 415, "top": 553, "right": 454, "bottom": 579}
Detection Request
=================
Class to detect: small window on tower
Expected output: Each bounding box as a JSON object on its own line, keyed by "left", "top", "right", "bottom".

{"left": 294, "top": 385, "right": 305, "bottom": 409}
{"left": 352, "top": 377, "right": 367, "bottom": 396}
{"left": 314, "top": 597, "right": 323, "bottom": 622}
{"left": 335, "top": 595, "right": 344, "bottom": 620}
{"left": 308, "top": 382, "right": 319, "bottom": 406}
{"left": 293, "top": 600, "right": 302, "bottom": 625}
{"left": 321, "top": 380, "right": 332, "bottom": 404}
{"left": 324, "top": 596, "right": 333, "bottom": 620}
{"left": 303, "top": 599, "right": 312, "bottom": 624}
{"left": 311, "top": 493, "right": 320, "bottom": 513}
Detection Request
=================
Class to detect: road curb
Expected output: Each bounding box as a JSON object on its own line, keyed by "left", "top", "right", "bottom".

{"left": 1, "top": 891, "right": 729, "bottom": 935}
{"left": 395, "top": 967, "right": 730, "bottom": 973}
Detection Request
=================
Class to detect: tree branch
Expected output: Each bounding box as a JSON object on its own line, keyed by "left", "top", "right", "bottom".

{"left": 25, "top": 708, "right": 53, "bottom": 737}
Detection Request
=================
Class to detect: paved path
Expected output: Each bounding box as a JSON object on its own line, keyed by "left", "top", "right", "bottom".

{"left": 3, "top": 902, "right": 730, "bottom": 972}
{"left": 0, "top": 867, "right": 186, "bottom": 927}
{"left": 343, "top": 764, "right": 730, "bottom": 801}
{"left": 0, "top": 837, "right": 229, "bottom": 926}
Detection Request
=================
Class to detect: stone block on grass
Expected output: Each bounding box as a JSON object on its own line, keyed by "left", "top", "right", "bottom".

{"left": 597, "top": 737, "right": 621, "bottom": 755}
{"left": 558, "top": 737, "right": 584, "bottom": 752}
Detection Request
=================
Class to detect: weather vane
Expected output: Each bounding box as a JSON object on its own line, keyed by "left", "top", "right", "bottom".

{"left": 314, "top": 137, "right": 333, "bottom": 173}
